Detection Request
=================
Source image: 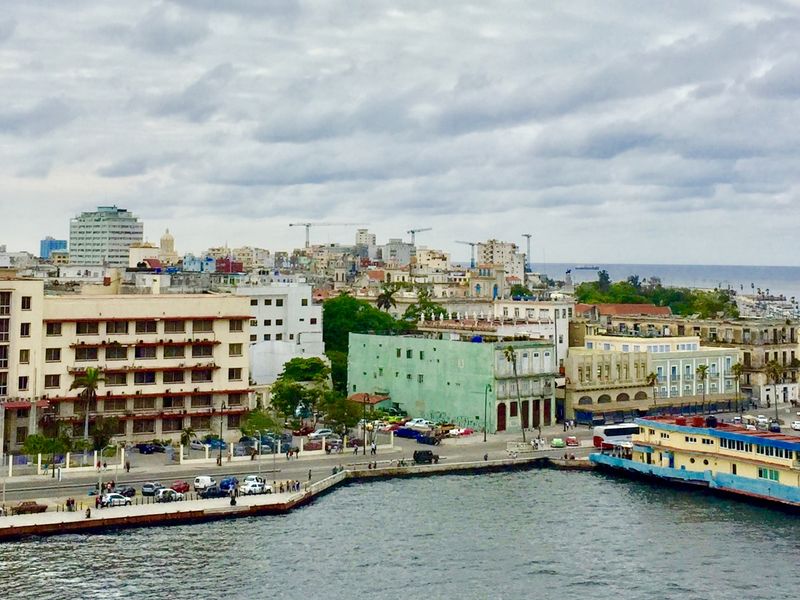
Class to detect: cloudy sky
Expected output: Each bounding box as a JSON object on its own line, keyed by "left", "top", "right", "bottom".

{"left": 2, "top": 1, "right": 799, "bottom": 266}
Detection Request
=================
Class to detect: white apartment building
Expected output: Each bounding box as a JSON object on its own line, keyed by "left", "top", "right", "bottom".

{"left": 236, "top": 284, "right": 325, "bottom": 384}
{"left": 476, "top": 239, "right": 525, "bottom": 281}
{"left": 69, "top": 206, "right": 144, "bottom": 267}
{"left": 232, "top": 246, "right": 271, "bottom": 272}
{"left": 355, "top": 229, "right": 376, "bottom": 246}
{"left": 493, "top": 299, "right": 575, "bottom": 367}
{"left": 0, "top": 276, "right": 252, "bottom": 455}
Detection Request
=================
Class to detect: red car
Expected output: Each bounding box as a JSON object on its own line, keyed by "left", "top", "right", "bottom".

{"left": 565, "top": 436, "right": 580, "bottom": 447}
{"left": 292, "top": 425, "right": 314, "bottom": 436}
{"left": 170, "top": 480, "right": 190, "bottom": 494}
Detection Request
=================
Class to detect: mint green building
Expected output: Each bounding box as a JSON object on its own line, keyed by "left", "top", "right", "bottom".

{"left": 347, "top": 333, "right": 558, "bottom": 433}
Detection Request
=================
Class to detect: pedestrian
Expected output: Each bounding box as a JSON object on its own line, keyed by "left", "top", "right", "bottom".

{"left": 353, "top": 444, "right": 358, "bottom": 456}
{"left": 483, "top": 453, "right": 488, "bottom": 461}
{"left": 308, "top": 469, "right": 312, "bottom": 481}
{"left": 563, "top": 420, "right": 567, "bottom": 432}
{"left": 95, "top": 495, "right": 100, "bottom": 509}
{"left": 102, "top": 461, "right": 107, "bottom": 470}
{"left": 370, "top": 441, "right": 376, "bottom": 455}
{"left": 286, "top": 448, "right": 290, "bottom": 461}
{"left": 125, "top": 460, "right": 130, "bottom": 473}
{"left": 85, "top": 508, "right": 91, "bottom": 519}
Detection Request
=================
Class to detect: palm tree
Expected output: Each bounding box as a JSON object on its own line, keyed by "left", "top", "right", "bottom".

{"left": 180, "top": 427, "right": 196, "bottom": 457}
{"left": 376, "top": 284, "right": 400, "bottom": 312}
{"left": 503, "top": 346, "right": 526, "bottom": 443}
{"left": 765, "top": 360, "right": 783, "bottom": 423}
{"left": 69, "top": 367, "right": 104, "bottom": 463}
{"left": 696, "top": 364, "right": 709, "bottom": 413}
{"left": 731, "top": 362, "right": 744, "bottom": 414}
{"left": 646, "top": 372, "right": 658, "bottom": 409}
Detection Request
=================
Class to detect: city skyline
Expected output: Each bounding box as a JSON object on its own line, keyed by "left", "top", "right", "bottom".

{"left": 2, "top": 2, "right": 799, "bottom": 266}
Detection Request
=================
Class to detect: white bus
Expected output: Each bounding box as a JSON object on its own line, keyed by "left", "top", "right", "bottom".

{"left": 593, "top": 423, "right": 640, "bottom": 448}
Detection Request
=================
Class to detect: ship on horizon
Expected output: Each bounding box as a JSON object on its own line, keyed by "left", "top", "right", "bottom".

{"left": 574, "top": 265, "right": 599, "bottom": 270}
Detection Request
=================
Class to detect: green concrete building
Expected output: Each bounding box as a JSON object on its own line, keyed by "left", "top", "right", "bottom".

{"left": 347, "top": 333, "right": 558, "bottom": 433}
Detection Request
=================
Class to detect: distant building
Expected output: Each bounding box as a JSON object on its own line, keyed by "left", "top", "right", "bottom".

{"left": 216, "top": 257, "right": 244, "bottom": 273}
{"left": 232, "top": 246, "right": 270, "bottom": 272}
{"left": 50, "top": 250, "right": 69, "bottom": 265}
{"left": 182, "top": 254, "right": 216, "bottom": 273}
{"left": 69, "top": 206, "right": 143, "bottom": 267}
{"left": 476, "top": 239, "right": 525, "bottom": 281}
{"left": 128, "top": 242, "right": 160, "bottom": 268}
{"left": 40, "top": 237, "right": 67, "bottom": 260}
{"left": 355, "top": 229, "right": 376, "bottom": 247}
{"left": 159, "top": 229, "right": 179, "bottom": 265}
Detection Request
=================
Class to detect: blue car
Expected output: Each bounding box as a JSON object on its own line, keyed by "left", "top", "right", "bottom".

{"left": 136, "top": 443, "right": 156, "bottom": 454}
{"left": 219, "top": 477, "right": 239, "bottom": 493}
{"left": 394, "top": 428, "right": 422, "bottom": 439}
{"left": 204, "top": 438, "right": 227, "bottom": 450}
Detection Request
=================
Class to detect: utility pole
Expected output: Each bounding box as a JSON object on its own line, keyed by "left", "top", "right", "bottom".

{"left": 522, "top": 234, "right": 532, "bottom": 273}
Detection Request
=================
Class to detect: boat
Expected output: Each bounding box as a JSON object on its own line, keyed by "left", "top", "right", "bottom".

{"left": 590, "top": 415, "right": 800, "bottom": 508}
{"left": 574, "top": 265, "right": 600, "bottom": 270}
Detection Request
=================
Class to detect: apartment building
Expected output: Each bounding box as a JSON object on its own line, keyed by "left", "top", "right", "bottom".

{"left": 69, "top": 206, "right": 144, "bottom": 267}
{"left": 476, "top": 239, "right": 525, "bottom": 281}
{"left": 0, "top": 276, "right": 252, "bottom": 455}
{"left": 237, "top": 283, "right": 324, "bottom": 383}
{"left": 348, "top": 333, "right": 558, "bottom": 433}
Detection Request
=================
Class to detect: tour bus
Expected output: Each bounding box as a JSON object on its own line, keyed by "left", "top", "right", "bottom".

{"left": 593, "top": 423, "right": 640, "bottom": 448}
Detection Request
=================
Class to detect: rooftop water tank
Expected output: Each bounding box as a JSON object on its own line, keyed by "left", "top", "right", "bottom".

{"left": 675, "top": 416, "right": 687, "bottom": 426}
{"left": 705, "top": 416, "right": 718, "bottom": 428}
{"left": 691, "top": 416, "right": 705, "bottom": 428}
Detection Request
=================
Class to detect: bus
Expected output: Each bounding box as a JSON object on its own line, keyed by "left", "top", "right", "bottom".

{"left": 593, "top": 423, "right": 640, "bottom": 448}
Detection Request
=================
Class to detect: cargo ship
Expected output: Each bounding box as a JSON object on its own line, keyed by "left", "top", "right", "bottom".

{"left": 590, "top": 415, "right": 800, "bottom": 508}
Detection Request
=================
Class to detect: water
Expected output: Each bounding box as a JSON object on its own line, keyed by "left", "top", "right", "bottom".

{"left": 1, "top": 471, "right": 798, "bottom": 600}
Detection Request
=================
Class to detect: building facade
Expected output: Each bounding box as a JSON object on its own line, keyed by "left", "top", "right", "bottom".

{"left": 0, "top": 277, "right": 253, "bottom": 455}
{"left": 69, "top": 206, "right": 144, "bottom": 267}
{"left": 40, "top": 237, "right": 67, "bottom": 260}
{"left": 348, "top": 333, "right": 558, "bottom": 433}
{"left": 476, "top": 239, "right": 525, "bottom": 281}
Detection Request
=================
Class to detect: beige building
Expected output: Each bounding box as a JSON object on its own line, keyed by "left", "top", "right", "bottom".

{"left": 0, "top": 276, "right": 253, "bottom": 454}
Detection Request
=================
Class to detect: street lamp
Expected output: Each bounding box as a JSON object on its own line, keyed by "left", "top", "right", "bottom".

{"left": 363, "top": 393, "right": 369, "bottom": 456}
{"left": 484, "top": 383, "right": 492, "bottom": 443}
{"left": 218, "top": 402, "right": 227, "bottom": 465}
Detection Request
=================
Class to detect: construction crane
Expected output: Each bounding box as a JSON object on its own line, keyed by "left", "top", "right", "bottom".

{"left": 455, "top": 240, "right": 477, "bottom": 269}
{"left": 522, "top": 233, "right": 532, "bottom": 273}
{"left": 407, "top": 227, "right": 432, "bottom": 245}
{"left": 289, "top": 222, "right": 366, "bottom": 248}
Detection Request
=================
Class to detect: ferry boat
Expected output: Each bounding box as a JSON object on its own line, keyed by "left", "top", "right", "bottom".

{"left": 590, "top": 416, "right": 800, "bottom": 508}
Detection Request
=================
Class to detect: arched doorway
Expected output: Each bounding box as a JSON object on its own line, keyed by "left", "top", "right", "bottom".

{"left": 598, "top": 394, "right": 611, "bottom": 404}
{"left": 634, "top": 391, "right": 648, "bottom": 401}
{"left": 578, "top": 396, "right": 593, "bottom": 405}
{"left": 496, "top": 403, "right": 506, "bottom": 431}
{"left": 616, "top": 393, "right": 630, "bottom": 402}
{"left": 521, "top": 400, "right": 530, "bottom": 429}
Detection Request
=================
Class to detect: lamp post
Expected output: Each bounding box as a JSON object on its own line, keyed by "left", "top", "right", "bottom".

{"left": 483, "top": 383, "right": 492, "bottom": 442}
{"left": 218, "top": 403, "right": 226, "bottom": 465}
{"left": 363, "top": 393, "right": 369, "bottom": 456}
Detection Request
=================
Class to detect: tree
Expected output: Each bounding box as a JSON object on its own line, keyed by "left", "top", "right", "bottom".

{"left": 403, "top": 285, "right": 447, "bottom": 322}
{"left": 597, "top": 269, "right": 611, "bottom": 292}
{"left": 318, "top": 390, "right": 362, "bottom": 437}
{"left": 326, "top": 350, "right": 348, "bottom": 394}
{"left": 765, "top": 360, "right": 784, "bottom": 422}
{"left": 269, "top": 379, "right": 308, "bottom": 420}
{"left": 696, "top": 364, "right": 709, "bottom": 412}
{"left": 240, "top": 409, "right": 281, "bottom": 438}
{"left": 731, "top": 362, "right": 745, "bottom": 414}
{"left": 503, "top": 346, "right": 526, "bottom": 442}
{"left": 646, "top": 372, "right": 658, "bottom": 408}
{"left": 69, "top": 367, "right": 104, "bottom": 455}
{"left": 510, "top": 284, "right": 533, "bottom": 298}
{"left": 376, "top": 283, "right": 403, "bottom": 311}
{"left": 323, "top": 294, "right": 406, "bottom": 354}
{"left": 278, "top": 357, "right": 330, "bottom": 383}
{"left": 89, "top": 416, "right": 119, "bottom": 452}
{"left": 180, "top": 427, "right": 196, "bottom": 449}
{"left": 627, "top": 275, "right": 642, "bottom": 291}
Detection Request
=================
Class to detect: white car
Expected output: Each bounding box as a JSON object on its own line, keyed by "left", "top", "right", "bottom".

{"left": 101, "top": 493, "right": 131, "bottom": 507}
{"left": 791, "top": 421, "right": 800, "bottom": 431}
{"left": 308, "top": 428, "right": 335, "bottom": 440}
{"left": 156, "top": 488, "right": 184, "bottom": 503}
{"left": 239, "top": 481, "right": 267, "bottom": 495}
{"left": 405, "top": 418, "right": 435, "bottom": 429}
{"left": 189, "top": 439, "right": 208, "bottom": 451}
{"left": 193, "top": 475, "right": 216, "bottom": 491}
{"left": 757, "top": 415, "right": 769, "bottom": 425}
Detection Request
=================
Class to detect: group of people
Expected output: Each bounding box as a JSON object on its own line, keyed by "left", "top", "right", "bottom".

{"left": 562, "top": 419, "right": 577, "bottom": 431}
{"left": 277, "top": 480, "right": 302, "bottom": 493}
{"left": 365, "top": 461, "right": 380, "bottom": 469}
{"left": 285, "top": 448, "right": 300, "bottom": 460}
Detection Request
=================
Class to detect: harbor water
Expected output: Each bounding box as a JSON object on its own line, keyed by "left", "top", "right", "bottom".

{"left": 1, "top": 470, "right": 798, "bottom": 600}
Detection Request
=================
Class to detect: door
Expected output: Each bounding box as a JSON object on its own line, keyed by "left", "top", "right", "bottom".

{"left": 496, "top": 403, "right": 506, "bottom": 431}
{"left": 544, "top": 398, "right": 551, "bottom": 425}
{"left": 532, "top": 400, "right": 540, "bottom": 430}
{"left": 521, "top": 401, "right": 529, "bottom": 429}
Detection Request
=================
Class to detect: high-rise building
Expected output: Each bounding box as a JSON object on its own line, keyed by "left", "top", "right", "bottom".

{"left": 69, "top": 206, "right": 144, "bottom": 267}
{"left": 355, "top": 229, "right": 376, "bottom": 246}
{"left": 476, "top": 239, "right": 525, "bottom": 280}
{"left": 39, "top": 236, "right": 67, "bottom": 260}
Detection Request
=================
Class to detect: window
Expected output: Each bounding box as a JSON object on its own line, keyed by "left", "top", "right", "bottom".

{"left": 104, "top": 398, "right": 127, "bottom": 412}
{"left": 396, "top": 349, "right": 401, "bottom": 358}
{"left": 162, "top": 418, "right": 183, "bottom": 433}
{"left": 134, "top": 346, "right": 156, "bottom": 360}
{"left": 276, "top": 319, "right": 283, "bottom": 326}
{"left": 21, "top": 296, "right": 31, "bottom": 310}
{"left": 276, "top": 299, "right": 284, "bottom": 307}
{"left": 263, "top": 334, "right": 271, "bottom": 341}
{"left": 263, "top": 299, "right": 272, "bottom": 306}
{"left": 263, "top": 319, "right": 272, "bottom": 326}
{"left": 163, "top": 396, "right": 184, "bottom": 409}
{"left": 75, "top": 347, "right": 99, "bottom": 361}
{"left": 310, "top": 318, "right": 317, "bottom": 325}
{"left": 46, "top": 322, "right": 61, "bottom": 336}
{"left": 76, "top": 321, "right": 99, "bottom": 335}
{"left": 44, "top": 348, "right": 61, "bottom": 362}
{"left": 419, "top": 351, "right": 425, "bottom": 360}
{"left": 250, "top": 334, "right": 257, "bottom": 342}
{"left": 135, "top": 320, "right": 157, "bottom": 334}
{"left": 163, "top": 370, "right": 185, "bottom": 384}
{"left": 250, "top": 299, "right": 258, "bottom": 306}
{"left": 191, "top": 369, "right": 213, "bottom": 383}
{"left": 45, "top": 374, "right": 60, "bottom": 388}
{"left": 418, "top": 374, "right": 424, "bottom": 383}
{"left": 18, "top": 376, "right": 29, "bottom": 391}
{"left": 275, "top": 333, "right": 282, "bottom": 341}
{"left": 301, "top": 298, "right": 308, "bottom": 306}
{"left": 164, "top": 320, "right": 185, "bottom": 333}
{"left": 19, "top": 349, "right": 30, "bottom": 364}
{"left": 229, "top": 343, "right": 242, "bottom": 357}
{"left": 758, "top": 467, "right": 780, "bottom": 482}
{"left": 510, "top": 402, "right": 518, "bottom": 417}
{"left": 191, "top": 395, "right": 212, "bottom": 408}
{"left": 133, "top": 397, "right": 155, "bottom": 410}
{"left": 227, "top": 413, "right": 241, "bottom": 429}
{"left": 193, "top": 320, "right": 213, "bottom": 333}
{"left": 163, "top": 345, "right": 184, "bottom": 359}
{"left": 229, "top": 319, "right": 243, "bottom": 332}
{"left": 134, "top": 371, "right": 157, "bottom": 385}
{"left": 190, "top": 416, "right": 211, "bottom": 430}
{"left": 133, "top": 419, "right": 155, "bottom": 434}
{"left": 20, "top": 323, "right": 30, "bottom": 337}
{"left": 192, "top": 345, "right": 213, "bottom": 358}
{"left": 105, "top": 345, "right": 127, "bottom": 361}
{"left": 228, "top": 393, "right": 244, "bottom": 406}
{"left": 106, "top": 321, "right": 128, "bottom": 335}
{"left": 228, "top": 368, "right": 242, "bottom": 381}
{"left": 406, "top": 350, "right": 412, "bottom": 359}
{"left": 106, "top": 372, "right": 127, "bottom": 386}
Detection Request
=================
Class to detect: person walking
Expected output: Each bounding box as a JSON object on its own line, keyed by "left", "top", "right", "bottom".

{"left": 125, "top": 460, "right": 130, "bottom": 473}
{"left": 308, "top": 469, "right": 312, "bottom": 481}
{"left": 370, "top": 441, "right": 376, "bottom": 455}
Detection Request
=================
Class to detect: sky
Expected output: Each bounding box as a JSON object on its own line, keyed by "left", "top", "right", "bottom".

{"left": 1, "top": 1, "right": 799, "bottom": 266}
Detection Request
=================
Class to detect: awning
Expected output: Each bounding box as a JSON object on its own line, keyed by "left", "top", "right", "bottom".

{"left": 633, "top": 444, "right": 653, "bottom": 454}
{"left": 1, "top": 400, "right": 50, "bottom": 409}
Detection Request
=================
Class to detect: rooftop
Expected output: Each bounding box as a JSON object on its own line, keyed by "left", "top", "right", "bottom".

{"left": 637, "top": 416, "right": 800, "bottom": 448}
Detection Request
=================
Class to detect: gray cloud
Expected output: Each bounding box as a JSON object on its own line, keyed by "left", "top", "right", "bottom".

{"left": 145, "top": 63, "right": 235, "bottom": 121}
{"left": 0, "top": 98, "right": 78, "bottom": 137}
{"left": 0, "top": 19, "right": 16, "bottom": 43}
{"left": 131, "top": 4, "right": 209, "bottom": 54}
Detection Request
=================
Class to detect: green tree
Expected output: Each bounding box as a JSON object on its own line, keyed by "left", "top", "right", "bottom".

{"left": 646, "top": 372, "right": 658, "bottom": 407}
{"left": 318, "top": 390, "right": 362, "bottom": 437}
{"left": 278, "top": 357, "right": 330, "bottom": 383}
{"left": 240, "top": 409, "right": 281, "bottom": 437}
{"left": 323, "top": 294, "right": 405, "bottom": 354}
{"left": 403, "top": 285, "right": 447, "bottom": 322}
{"left": 510, "top": 284, "right": 533, "bottom": 298}
{"left": 69, "top": 367, "right": 104, "bottom": 452}
{"left": 696, "top": 364, "right": 709, "bottom": 412}
{"left": 269, "top": 379, "right": 308, "bottom": 420}
{"left": 503, "top": 346, "right": 527, "bottom": 442}
{"left": 326, "top": 350, "right": 348, "bottom": 394}
{"left": 376, "top": 283, "right": 403, "bottom": 311}
{"left": 731, "top": 362, "right": 745, "bottom": 414}
{"left": 765, "top": 360, "right": 784, "bottom": 422}
{"left": 89, "top": 416, "right": 119, "bottom": 451}
{"left": 597, "top": 269, "right": 611, "bottom": 292}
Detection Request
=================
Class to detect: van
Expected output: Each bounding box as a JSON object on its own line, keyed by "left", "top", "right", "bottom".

{"left": 193, "top": 475, "right": 215, "bottom": 491}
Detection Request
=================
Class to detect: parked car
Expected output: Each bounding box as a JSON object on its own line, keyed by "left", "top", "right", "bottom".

{"left": 566, "top": 436, "right": 580, "bottom": 447}
{"left": 151, "top": 443, "right": 169, "bottom": 453}
{"left": 405, "top": 418, "right": 435, "bottom": 429}
{"left": 417, "top": 434, "right": 441, "bottom": 446}
{"left": 170, "top": 480, "right": 190, "bottom": 494}
{"left": 239, "top": 481, "right": 266, "bottom": 495}
{"left": 101, "top": 493, "right": 132, "bottom": 507}
{"left": 791, "top": 420, "right": 800, "bottom": 431}
{"left": 193, "top": 476, "right": 216, "bottom": 491}
{"left": 117, "top": 486, "right": 136, "bottom": 498}
{"left": 348, "top": 438, "right": 365, "bottom": 448}
{"left": 292, "top": 425, "right": 314, "bottom": 436}
{"left": 550, "top": 438, "right": 566, "bottom": 448}
{"left": 413, "top": 450, "right": 439, "bottom": 464}
{"left": 135, "top": 443, "right": 156, "bottom": 455}
{"left": 308, "top": 428, "right": 335, "bottom": 440}
{"left": 757, "top": 415, "right": 769, "bottom": 425}
{"left": 156, "top": 488, "right": 184, "bottom": 503}
{"left": 204, "top": 438, "right": 227, "bottom": 450}
{"left": 239, "top": 436, "right": 259, "bottom": 449}
{"left": 12, "top": 501, "right": 47, "bottom": 515}
{"left": 189, "top": 439, "right": 208, "bottom": 451}
{"left": 141, "top": 482, "right": 165, "bottom": 496}
{"left": 768, "top": 421, "right": 782, "bottom": 433}
{"left": 219, "top": 477, "right": 239, "bottom": 493}
{"left": 199, "top": 485, "right": 227, "bottom": 499}
{"left": 394, "top": 427, "right": 422, "bottom": 439}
